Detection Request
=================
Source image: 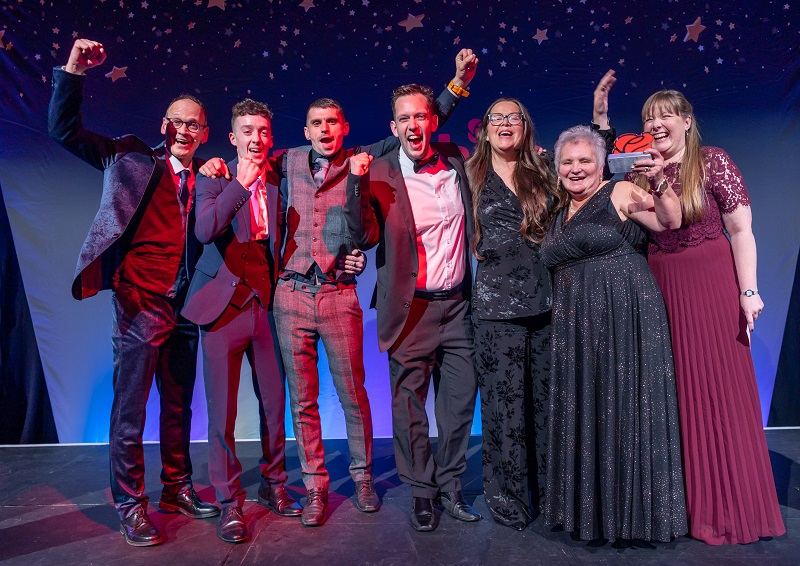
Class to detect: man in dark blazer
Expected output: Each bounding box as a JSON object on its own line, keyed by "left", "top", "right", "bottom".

{"left": 181, "top": 99, "right": 303, "bottom": 543}
{"left": 345, "top": 84, "right": 480, "bottom": 532}
{"left": 48, "top": 39, "right": 219, "bottom": 547}
{"left": 197, "top": 49, "right": 478, "bottom": 528}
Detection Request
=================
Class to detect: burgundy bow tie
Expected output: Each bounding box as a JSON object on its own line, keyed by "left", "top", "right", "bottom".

{"left": 413, "top": 152, "right": 440, "bottom": 173}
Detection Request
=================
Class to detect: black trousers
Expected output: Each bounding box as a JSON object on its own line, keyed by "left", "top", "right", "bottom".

{"left": 388, "top": 295, "right": 477, "bottom": 499}
{"left": 474, "top": 314, "right": 551, "bottom": 528}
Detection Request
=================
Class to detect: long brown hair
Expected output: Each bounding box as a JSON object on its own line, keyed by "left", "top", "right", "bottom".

{"left": 466, "top": 98, "right": 564, "bottom": 255}
{"left": 638, "top": 90, "right": 706, "bottom": 224}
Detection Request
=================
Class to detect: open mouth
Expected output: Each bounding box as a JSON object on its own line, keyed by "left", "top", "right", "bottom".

{"left": 319, "top": 136, "right": 334, "bottom": 144}
{"left": 498, "top": 129, "right": 514, "bottom": 137}
{"left": 407, "top": 134, "right": 423, "bottom": 150}
{"left": 652, "top": 132, "right": 668, "bottom": 141}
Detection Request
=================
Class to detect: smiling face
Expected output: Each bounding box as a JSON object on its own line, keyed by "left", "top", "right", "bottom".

{"left": 557, "top": 140, "right": 603, "bottom": 201}
{"left": 161, "top": 98, "right": 208, "bottom": 166}
{"left": 304, "top": 106, "right": 350, "bottom": 158}
{"left": 390, "top": 93, "right": 439, "bottom": 161}
{"left": 642, "top": 102, "right": 692, "bottom": 163}
{"left": 486, "top": 100, "right": 525, "bottom": 155}
{"left": 229, "top": 114, "right": 273, "bottom": 166}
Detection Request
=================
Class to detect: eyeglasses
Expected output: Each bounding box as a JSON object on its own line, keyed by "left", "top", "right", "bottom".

{"left": 164, "top": 117, "right": 207, "bottom": 133}
{"left": 487, "top": 112, "right": 524, "bottom": 126}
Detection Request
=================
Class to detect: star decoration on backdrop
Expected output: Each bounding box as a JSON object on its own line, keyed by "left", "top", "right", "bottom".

{"left": 684, "top": 17, "right": 706, "bottom": 42}
{"left": 399, "top": 14, "right": 424, "bottom": 32}
{"left": 105, "top": 66, "right": 128, "bottom": 82}
{"left": 0, "top": 0, "right": 793, "bottom": 137}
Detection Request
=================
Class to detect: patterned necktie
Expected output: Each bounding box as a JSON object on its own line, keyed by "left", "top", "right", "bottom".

{"left": 313, "top": 157, "right": 330, "bottom": 187}
{"left": 178, "top": 168, "right": 191, "bottom": 207}
{"left": 251, "top": 178, "right": 269, "bottom": 240}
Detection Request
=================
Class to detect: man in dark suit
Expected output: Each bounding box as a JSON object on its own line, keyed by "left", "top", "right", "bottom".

{"left": 346, "top": 84, "right": 480, "bottom": 532}
{"left": 198, "top": 49, "right": 478, "bottom": 528}
{"left": 182, "top": 99, "right": 302, "bottom": 543}
{"left": 48, "top": 38, "right": 219, "bottom": 547}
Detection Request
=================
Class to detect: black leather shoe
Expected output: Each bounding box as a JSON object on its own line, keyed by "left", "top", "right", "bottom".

{"left": 301, "top": 488, "right": 328, "bottom": 527}
{"left": 439, "top": 490, "right": 481, "bottom": 522}
{"left": 353, "top": 479, "right": 381, "bottom": 513}
{"left": 257, "top": 484, "right": 302, "bottom": 517}
{"left": 217, "top": 506, "right": 247, "bottom": 543}
{"left": 119, "top": 507, "right": 164, "bottom": 547}
{"left": 410, "top": 496, "right": 435, "bottom": 532}
{"left": 159, "top": 488, "right": 220, "bottom": 519}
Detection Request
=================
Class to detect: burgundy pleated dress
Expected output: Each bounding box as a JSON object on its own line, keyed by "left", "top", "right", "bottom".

{"left": 644, "top": 147, "right": 785, "bottom": 545}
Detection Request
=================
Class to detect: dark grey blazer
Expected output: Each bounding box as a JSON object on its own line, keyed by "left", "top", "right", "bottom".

{"left": 345, "top": 142, "right": 474, "bottom": 351}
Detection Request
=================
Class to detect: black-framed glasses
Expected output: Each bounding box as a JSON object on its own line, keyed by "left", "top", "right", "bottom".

{"left": 487, "top": 112, "right": 524, "bottom": 126}
{"left": 164, "top": 117, "right": 207, "bottom": 133}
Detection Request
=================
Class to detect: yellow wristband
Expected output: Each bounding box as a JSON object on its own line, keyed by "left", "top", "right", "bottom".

{"left": 447, "top": 80, "right": 470, "bottom": 98}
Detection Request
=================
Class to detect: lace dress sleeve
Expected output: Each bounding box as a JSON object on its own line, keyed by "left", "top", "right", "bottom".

{"left": 704, "top": 147, "right": 751, "bottom": 214}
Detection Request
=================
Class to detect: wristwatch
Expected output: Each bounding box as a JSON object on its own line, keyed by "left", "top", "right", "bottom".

{"left": 740, "top": 289, "right": 759, "bottom": 297}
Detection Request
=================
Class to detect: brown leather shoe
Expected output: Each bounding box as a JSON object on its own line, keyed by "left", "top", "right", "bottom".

{"left": 217, "top": 506, "right": 247, "bottom": 543}
{"left": 301, "top": 488, "right": 328, "bottom": 527}
{"left": 159, "top": 488, "right": 220, "bottom": 519}
{"left": 257, "top": 484, "right": 302, "bottom": 517}
{"left": 353, "top": 479, "right": 380, "bottom": 513}
{"left": 119, "top": 506, "right": 164, "bottom": 546}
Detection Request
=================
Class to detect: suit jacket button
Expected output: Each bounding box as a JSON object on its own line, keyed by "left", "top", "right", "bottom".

{"left": 231, "top": 281, "right": 237, "bottom": 287}
{"left": 112, "top": 233, "right": 120, "bottom": 238}
{"left": 411, "top": 272, "right": 417, "bottom": 278}
{"left": 241, "top": 253, "right": 247, "bottom": 259}
{"left": 403, "top": 302, "right": 410, "bottom": 308}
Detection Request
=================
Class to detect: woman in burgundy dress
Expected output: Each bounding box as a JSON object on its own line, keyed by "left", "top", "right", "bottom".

{"left": 593, "top": 70, "right": 785, "bottom": 545}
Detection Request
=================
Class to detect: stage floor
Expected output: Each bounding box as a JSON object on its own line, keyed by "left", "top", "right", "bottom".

{"left": 1, "top": 431, "right": 798, "bottom": 565}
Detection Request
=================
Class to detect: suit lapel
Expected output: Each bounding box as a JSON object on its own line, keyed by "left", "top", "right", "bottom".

{"left": 445, "top": 150, "right": 474, "bottom": 241}
{"left": 227, "top": 160, "right": 251, "bottom": 244}
{"left": 384, "top": 151, "right": 417, "bottom": 246}
{"left": 264, "top": 159, "right": 281, "bottom": 261}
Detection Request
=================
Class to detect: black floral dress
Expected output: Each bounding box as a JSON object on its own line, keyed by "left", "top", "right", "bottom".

{"left": 473, "top": 169, "right": 552, "bottom": 530}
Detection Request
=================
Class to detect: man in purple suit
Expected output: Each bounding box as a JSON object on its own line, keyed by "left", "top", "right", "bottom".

{"left": 182, "top": 99, "right": 302, "bottom": 543}
{"left": 48, "top": 38, "right": 219, "bottom": 547}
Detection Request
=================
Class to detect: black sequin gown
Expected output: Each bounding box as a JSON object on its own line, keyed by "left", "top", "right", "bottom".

{"left": 540, "top": 181, "right": 687, "bottom": 542}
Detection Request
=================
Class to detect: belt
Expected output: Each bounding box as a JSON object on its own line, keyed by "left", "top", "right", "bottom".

{"left": 283, "top": 271, "right": 355, "bottom": 286}
{"left": 413, "top": 284, "right": 464, "bottom": 301}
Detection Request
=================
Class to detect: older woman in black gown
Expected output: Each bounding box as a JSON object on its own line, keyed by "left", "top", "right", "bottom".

{"left": 541, "top": 125, "right": 687, "bottom": 543}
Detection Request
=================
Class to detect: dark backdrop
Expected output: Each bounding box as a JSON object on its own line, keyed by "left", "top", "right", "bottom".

{"left": 1, "top": 0, "right": 797, "bottom": 442}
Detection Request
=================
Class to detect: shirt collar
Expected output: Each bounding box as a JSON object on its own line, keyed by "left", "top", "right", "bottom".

{"left": 167, "top": 153, "right": 191, "bottom": 178}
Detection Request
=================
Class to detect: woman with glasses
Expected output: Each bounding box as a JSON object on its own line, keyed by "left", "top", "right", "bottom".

{"left": 466, "top": 99, "right": 566, "bottom": 530}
